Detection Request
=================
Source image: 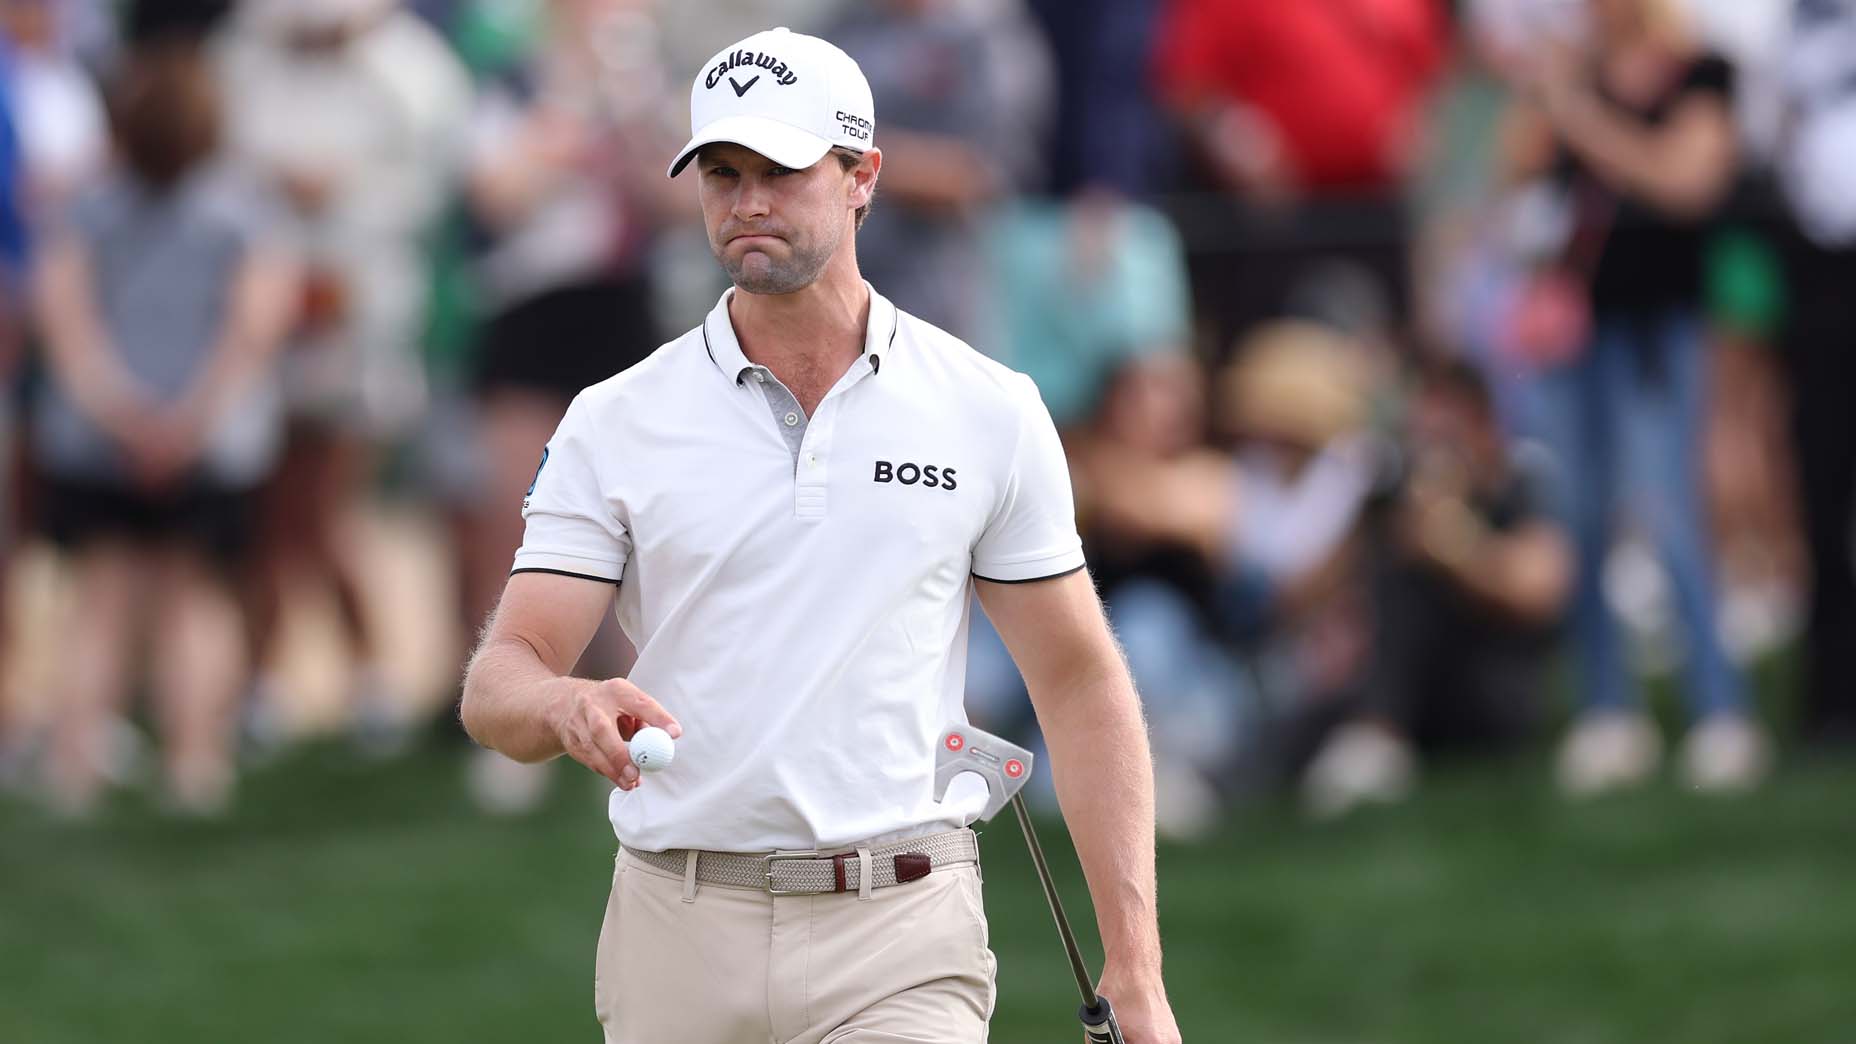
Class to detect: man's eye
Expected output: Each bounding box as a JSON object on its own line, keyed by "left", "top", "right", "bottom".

{"left": 707, "top": 166, "right": 739, "bottom": 178}
{"left": 767, "top": 166, "right": 794, "bottom": 176}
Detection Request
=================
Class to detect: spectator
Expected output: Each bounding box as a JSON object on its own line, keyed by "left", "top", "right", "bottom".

{"left": 1211, "top": 321, "right": 1382, "bottom": 614}
{"left": 1698, "top": 229, "right": 1802, "bottom": 666}
{"left": 1301, "top": 359, "right": 1573, "bottom": 818}
{"left": 1504, "top": 0, "right": 1767, "bottom": 794}
{"left": 0, "top": 48, "right": 24, "bottom": 785}
{"left": 971, "top": 321, "right": 1384, "bottom": 824}
{"left": 454, "top": 0, "right": 681, "bottom": 810}
{"left": 1067, "top": 354, "right": 1250, "bottom": 835}
{"left": 1154, "top": 0, "right": 1447, "bottom": 198}
{"left": 985, "top": 191, "right": 1193, "bottom": 429}
{"left": 0, "top": 0, "right": 108, "bottom": 651}
{"left": 216, "top": 0, "right": 470, "bottom": 752}
{"left": 30, "top": 39, "right": 296, "bottom": 815}
{"left": 1074, "top": 324, "right": 1382, "bottom": 635}
{"left": 1075, "top": 323, "right": 1384, "bottom": 774}
{"left": 1026, "top": 0, "right": 1172, "bottom": 197}
{"left": 1, "top": 0, "right": 108, "bottom": 216}
{"left": 827, "top": 0, "right": 1054, "bottom": 343}
{"left": 1774, "top": 0, "right": 1856, "bottom": 743}
{"left": 0, "top": 40, "right": 20, "bottom": 269}
{"left": 1152, "top": 0, "right": 1447, "bottom": 357}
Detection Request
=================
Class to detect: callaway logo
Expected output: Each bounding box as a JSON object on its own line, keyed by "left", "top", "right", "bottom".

{"left": 706, "top": 49, "right": 798, "bottom": 90}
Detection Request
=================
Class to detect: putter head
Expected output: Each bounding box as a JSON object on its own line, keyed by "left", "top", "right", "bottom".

{"left": 933, "top": 723, "right": 1034, "bottom": 822}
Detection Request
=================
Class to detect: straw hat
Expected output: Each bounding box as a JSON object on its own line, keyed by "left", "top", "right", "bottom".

{"left": 1215, "top": 320, "right": 1370, "bottom": 449}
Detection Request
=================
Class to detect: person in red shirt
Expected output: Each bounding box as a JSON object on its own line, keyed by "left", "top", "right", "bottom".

{"left": 1155, "top": 0, "right": 1447, "bottom": 198}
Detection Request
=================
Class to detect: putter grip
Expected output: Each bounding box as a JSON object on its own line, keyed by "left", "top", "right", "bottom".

{"left": 1079, "top": 996, "right": 1125, "bottom": 1044}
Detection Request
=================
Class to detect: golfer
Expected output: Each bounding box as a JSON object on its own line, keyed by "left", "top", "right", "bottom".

{"left": 461, "top": 27, "right": 1181, "bottom": 1044}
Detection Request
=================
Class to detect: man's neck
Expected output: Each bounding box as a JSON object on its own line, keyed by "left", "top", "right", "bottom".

{"left": 728, "top": 252, "right": 870, "bottom": 414}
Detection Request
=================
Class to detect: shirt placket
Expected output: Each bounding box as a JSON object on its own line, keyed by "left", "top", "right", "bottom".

{"left": 797, "top": 360, "right": 879, "bottom": 520}
{"left": 746, "top": 360, "right": 877, "bottom": 519}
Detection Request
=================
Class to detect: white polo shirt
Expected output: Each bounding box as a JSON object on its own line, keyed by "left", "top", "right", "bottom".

{"left": 512, "top": 285, "right": 1086, "bottom": 852}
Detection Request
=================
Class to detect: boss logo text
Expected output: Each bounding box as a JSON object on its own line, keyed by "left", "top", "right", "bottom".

{"left": 874, "top": 460, "right": 957, "bottom": 491}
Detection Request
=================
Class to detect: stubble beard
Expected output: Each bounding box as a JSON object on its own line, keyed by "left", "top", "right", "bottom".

{"left": 717, "top": 229, "right": 837, "bottom": 295}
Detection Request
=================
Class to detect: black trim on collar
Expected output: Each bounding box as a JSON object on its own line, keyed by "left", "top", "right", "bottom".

{"left": 971, "top": 563, "right": 1087, "bottom": 585}
{"left": 708, "top": 294, "right": 897, "bottom": 378}
{"left": 704, "top": 316, "right": 755, "bottom": 385}
{"left": 871, "top": 305, "right": 898, "bottom": 374}
{"left": 510, "top": 566, "right": 620, "bottom": 585}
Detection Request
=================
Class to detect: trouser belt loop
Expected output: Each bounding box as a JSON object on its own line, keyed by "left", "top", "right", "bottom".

{"left": 855, "top": 847, "right": 874, "bottom": 901}
{"left": 681, "top": 849, "right": 700, "bottom": 903}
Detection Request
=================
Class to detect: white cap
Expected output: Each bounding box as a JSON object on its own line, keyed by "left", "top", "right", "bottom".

{"left": 667, "top": 27, "right": 875, "bottom": 178}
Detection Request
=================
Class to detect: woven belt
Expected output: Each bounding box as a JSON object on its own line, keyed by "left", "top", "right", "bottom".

{"left": 626, "top": 829, "right": 979, "bottom": 895}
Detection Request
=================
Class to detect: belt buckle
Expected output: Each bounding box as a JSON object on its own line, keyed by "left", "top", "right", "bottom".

{"left": 763, "top": 851, "right": 820, "bottom": 896}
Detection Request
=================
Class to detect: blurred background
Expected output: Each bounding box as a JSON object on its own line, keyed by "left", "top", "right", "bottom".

{"left": 3, "top": 0, "right": 1855, "bottom": 1040}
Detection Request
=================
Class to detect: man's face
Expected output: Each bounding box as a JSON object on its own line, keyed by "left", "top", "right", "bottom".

{"left": 1587, "top": 0, "right": 1643, "bottom": 40}
{"left": 1412, "top": 385, "right": 1500, "bottom": 488}
{"left": 696, "top": 143, "right": 865, "bottom": 295}
{"left": 0, "top": 0, "right": 53, "bottom": 50}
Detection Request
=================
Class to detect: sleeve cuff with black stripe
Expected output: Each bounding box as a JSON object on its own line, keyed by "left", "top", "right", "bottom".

{"left": 509, "top": 549, "right": 624, "bottom": 585}
{"left": 971, "top": 548, "right": 1087, "bottom": 585}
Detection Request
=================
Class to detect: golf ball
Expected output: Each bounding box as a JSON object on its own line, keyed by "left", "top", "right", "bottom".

{"left": 629, "top": 726, "right": 676, "bottom": 772}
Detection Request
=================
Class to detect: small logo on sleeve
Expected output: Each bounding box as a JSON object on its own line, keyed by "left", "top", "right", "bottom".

{"left": 523, "top": 446, "right": 549, "bottom": 510}
{"left": 873, "top": 460, "right": 957, "bottom": 491}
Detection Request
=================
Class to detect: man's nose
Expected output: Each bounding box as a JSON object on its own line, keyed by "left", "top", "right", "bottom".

{"left": 732, "top": 174, "right": 772, "bottom": 220}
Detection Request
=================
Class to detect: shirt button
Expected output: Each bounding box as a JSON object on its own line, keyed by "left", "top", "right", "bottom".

{"left": 807, "top": 454, "right": 819, "bottom": 467}
{"left": 783, "top": 412, "right": 799, "bottom": 427}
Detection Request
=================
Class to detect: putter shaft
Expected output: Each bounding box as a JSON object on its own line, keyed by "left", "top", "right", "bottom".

{"left": 1010, "top": 792, "right": 1099, "bottom": 1008}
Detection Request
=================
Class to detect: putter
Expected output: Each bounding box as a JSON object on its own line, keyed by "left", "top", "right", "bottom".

{"left": 934, "top": 724, "right": 1127, "bottom": 1044}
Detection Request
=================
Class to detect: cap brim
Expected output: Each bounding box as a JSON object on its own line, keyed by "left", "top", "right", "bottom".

{"left": 666, "top": 115, "right": 835, "bottom": 178}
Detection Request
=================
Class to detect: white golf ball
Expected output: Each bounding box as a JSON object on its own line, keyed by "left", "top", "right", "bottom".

{"left": 629, "top": 726, "right": 675, "bottom": 772}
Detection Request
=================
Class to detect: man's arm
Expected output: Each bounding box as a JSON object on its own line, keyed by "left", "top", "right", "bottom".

{"left": 1533, "top": 81, "right": 1737, "bottom": 219}
{"left": 32, "top": 234, "right": 154, "bottom": 442}
{"left": 170, "top": 245, "right": 300, "bottom": 450}
{"left": 1410, "top": 506, "right": 1574, "bottom": 624}
{"left": 462, "top": 571, "right": 680, "bottom": 791}
{"left": 976, "top": 569, "right": 1181, "bottom": 1044}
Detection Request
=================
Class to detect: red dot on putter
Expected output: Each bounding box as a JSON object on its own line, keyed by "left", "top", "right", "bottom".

{"left": 946, "top": 734, "right": 963, "bottom": 751}
{"left": 1005, "top": 759, "right": 1024, "bottom": 778}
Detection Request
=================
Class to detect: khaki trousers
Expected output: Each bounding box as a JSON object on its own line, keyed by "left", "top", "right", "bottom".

{"left": 595, "top": 845, "right": 997, "bottom": 1043}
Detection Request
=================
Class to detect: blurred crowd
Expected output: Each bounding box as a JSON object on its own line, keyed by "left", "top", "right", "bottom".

{"left": 0, "top": 0, "right": 1852, "bottom": 831}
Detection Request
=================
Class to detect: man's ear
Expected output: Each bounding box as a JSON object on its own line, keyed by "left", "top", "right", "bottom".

{"left": 850, "top": 147, "right": 883, "bottom": 209}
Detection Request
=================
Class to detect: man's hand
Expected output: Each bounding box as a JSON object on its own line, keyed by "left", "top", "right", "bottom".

{"left": 546, "top": 677, "right": 681, "bottom": 791}
{"left": 279, "top": 165, "right": 338, "bottom": 215}
{"left": 1098, "top": 964, "right": 1181, "bottom": 1044}
{"left": 124, "top": 409, "right": 209, "bottom": 491}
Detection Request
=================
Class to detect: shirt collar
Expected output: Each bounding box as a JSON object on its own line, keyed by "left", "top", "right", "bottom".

{"left": 701, "top": 282, "right": 898, "bottom": 385}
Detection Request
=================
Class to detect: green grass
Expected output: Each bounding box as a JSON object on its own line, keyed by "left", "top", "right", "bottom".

{"left": 3, "top": 743, "right": 1853, "bottom": 1043}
